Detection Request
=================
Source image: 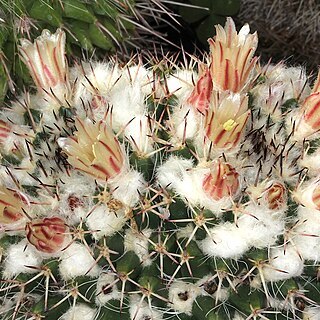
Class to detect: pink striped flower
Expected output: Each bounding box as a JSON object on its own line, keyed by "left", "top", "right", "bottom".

{"left": 26, "top": 217, "right": 67, "bottom": 253}
{"left": 187, "top": 66, "right": 213, "bottom": 112}
{"left": 19, "top": 29, "right": 67, "bottom": 94}
{"left": 58, "top": 119, "right": 124, "bottom": 181}
{"left": 205, "top": 93, "right": 250, "bottom": 149}
{"left": 202, "top": 160, "right": 239, "bottom": 201}
{"left": 208, "top": 17, "right": 258, "bottom": 93}
{"left": 0, "top": 187, "right": 27, "bottom": 225}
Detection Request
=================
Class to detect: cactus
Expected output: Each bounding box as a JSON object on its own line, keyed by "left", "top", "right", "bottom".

{"left": 0, "top": 0, "right": 179, "bottom": 104}
{"left": 0, "top": 18, "right": 320, "bottom": 320}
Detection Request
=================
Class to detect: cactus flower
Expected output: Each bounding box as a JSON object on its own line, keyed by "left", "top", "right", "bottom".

{"left": 208, "top": 17, "right": 258, "bottom": 92}
{"left": 58, "top": 118, "right": 125, "bottom": 181}
{"left": 0, "top": 187, "right": 26, "bottom": 224}
{"left": 202, "top": 160, "right": 239, "bottom": 200}
{"left": 19, "top": 29, "right": 67, "bottom": 95}
{"left": 205, "top": 93, "right": 250, "bottom": 149}
{"left": 187, "top": 66, "right": 213, "bottom": 112}
{"left": 25, "top": 217, "right": 67, "bottom": 253}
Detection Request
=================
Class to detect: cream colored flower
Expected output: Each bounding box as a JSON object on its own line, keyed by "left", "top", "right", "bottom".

{"left": 205, "top": 93, "right": 250, "bottom": 149}
{"left": 59, "top": 119, "right": 125, "bottom": 181}
{"left": 19, "top": 29, "right": 67, "bottom": 95}
{"left": 209, "top": 17, "right": 258, "bottom": 93}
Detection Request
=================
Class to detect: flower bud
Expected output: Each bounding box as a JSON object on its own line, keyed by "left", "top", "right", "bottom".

{"left": 208, "top": 17, "right": 258, "bottom": 93}
{"left": 26, "top": 217, "right": 67, "bottom": 253}
{"left": 202, "top": 160, "right": 239, "bottom": 200}
{"left": 265, "top": 182, "right": 286, "bottom": 210}
{"left": 187, "top": 66, "right": 213, "bottom": 112}
{"left": 19, "top": 29, "right": 68, "bottom": 98}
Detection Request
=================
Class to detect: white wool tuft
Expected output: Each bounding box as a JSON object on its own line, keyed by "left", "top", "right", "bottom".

{"left": 197, "top": 275, "right": 230, "bottom": 302}
{"left": 61, "top": 303, "right": 96, "bottom": 320}
{"left": 3, "top": 240, "right": 43, "bottom": 279}
{"left": 57, "top": 171, "right": 96, "bottom": 224}
{"left": 59, "top": 242, "right": 100, "bottom": 279}
{"left": 303, "top": 306, "right": 320, "bottom": 320}
{"left": 157, "top": 156, "right": 193, "bottom": 189}
{"left": 108, "top": 71, "right": 147, "bottom": 131}
{"left": 264, "top": 64, "right": 309, "bottom": 100}
{"left": 237, "top": 203, "right": 285, "bottom": 248}
{"left": 199, "top": 222, "right": 250, "bottom": 259}
{"left": 121, "top": 65, "right": 155, "bottom": 96}
{"left": 58, "top": 171, "right": 96, "bottom": 196}
{"left": 168, "top": 281, "right": 201, "bottom": 316}
{"left": 293, "top": 206, "right": 320, "bottom": 262}
{"left": 71, "top": 62, "right": 120, "bottom": 119}
{"left": 170, "top": 105, "right": 200, "bottom": 143}
{"left": 129, "top": 294, "right": 163, "bottom": 320}
{"left": 86, "top": 205, "right": 128, "bottom": 240}
{"left": 124, "top": 114, "right": 154, "bottom": 154}
{"left": 165, "top": 70, "right": 196, "bottom": 101}
{"left": 263, "top": 245, "right": 304, "bottom": 281}
{"left": 109, "top": 169, "right": 146, "bottom": 207}
{"left": 233, "top": 312, "right": 246, "bottom": 320}
{"left": 124, "top": 228, "right": 152, "bottom": 266}
{"left": 95, "top": 273, "right": 120, "bottom": 305}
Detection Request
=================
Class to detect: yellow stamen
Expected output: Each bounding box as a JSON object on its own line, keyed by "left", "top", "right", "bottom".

{"left": 223, "top": 119, "right": 237, "bottom": 131}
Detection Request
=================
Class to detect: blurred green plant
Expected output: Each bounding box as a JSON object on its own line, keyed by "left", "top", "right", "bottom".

{"left": 176, "top": 0, "right": 240, "bottom": 44}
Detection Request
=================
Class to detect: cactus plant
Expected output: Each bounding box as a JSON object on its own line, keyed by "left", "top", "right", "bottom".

{"left": 0, "top": 18, "right": 320, "bottom": 320}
